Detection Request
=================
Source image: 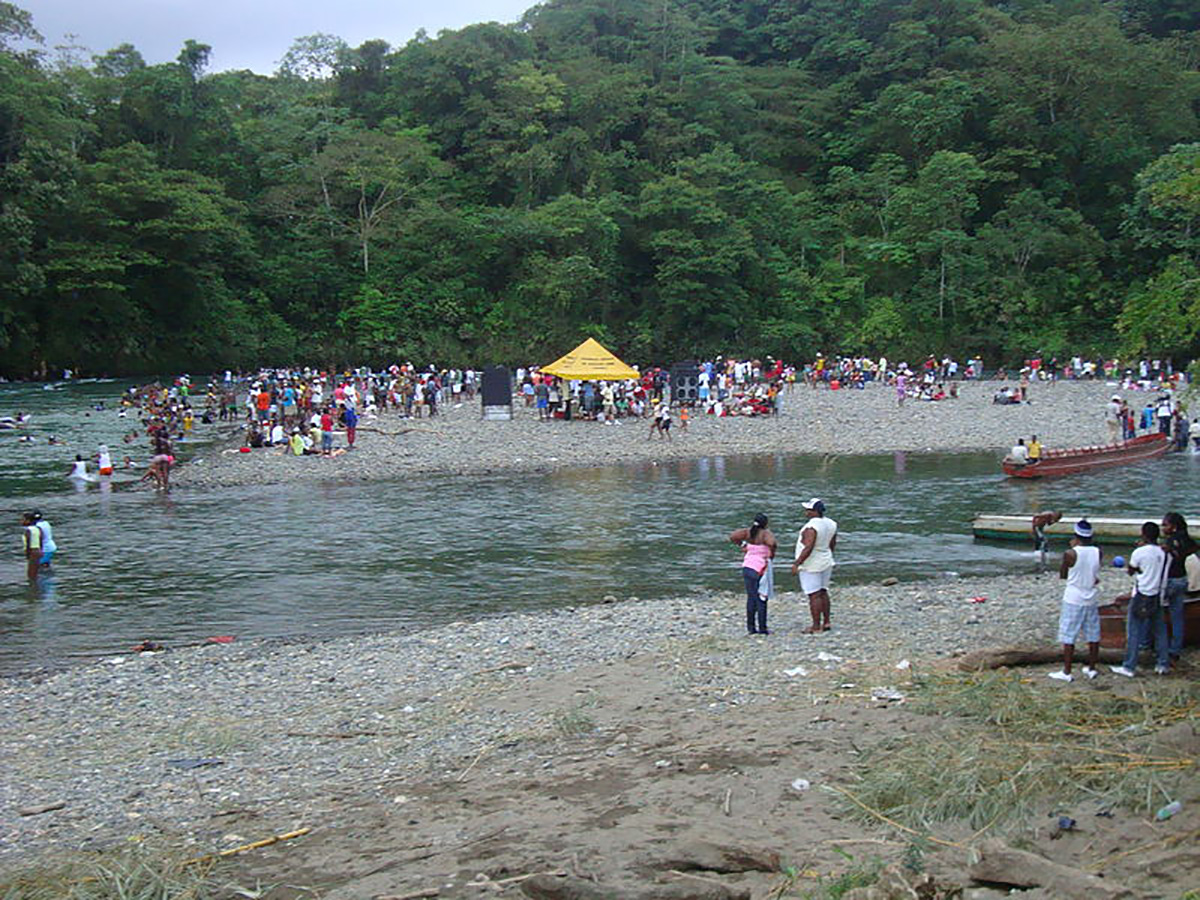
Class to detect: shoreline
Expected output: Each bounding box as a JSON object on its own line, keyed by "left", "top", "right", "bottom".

{"left": 3, "top": 569, "right": 1194, "bottom": 900}
{"left": 174, "top": 381, "right": 1125, "bottom": 489}
{"left": 0, "top": 569, "right": 1130, "bottom": 859}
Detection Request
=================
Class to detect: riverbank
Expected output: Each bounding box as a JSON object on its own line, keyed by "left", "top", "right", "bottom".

{"left": 3, "top": 569, "right": 1195, "bottom": 898}
{"left": 175, "top": 380, "right": 1127, "bottom": 489}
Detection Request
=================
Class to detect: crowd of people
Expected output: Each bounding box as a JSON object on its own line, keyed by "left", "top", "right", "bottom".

{"left": 1104, "top": 391, "right": 1197, "bottom": 450}
{"left": 517, "top": 359, "right": 784, "bottom": 421}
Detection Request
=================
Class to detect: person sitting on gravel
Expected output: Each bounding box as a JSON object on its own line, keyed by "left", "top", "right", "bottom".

{"left": 1050, "top": 519, "right": 1102, "bottom": 683}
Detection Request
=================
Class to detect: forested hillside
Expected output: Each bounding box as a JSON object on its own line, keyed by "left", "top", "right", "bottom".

{"left": 2, "top": 0, "right": 1199, "bottom": 375}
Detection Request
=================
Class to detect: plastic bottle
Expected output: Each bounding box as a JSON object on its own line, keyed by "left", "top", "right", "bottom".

{"left": 1155, "top": 800, "right": 1182, "bottom": 821}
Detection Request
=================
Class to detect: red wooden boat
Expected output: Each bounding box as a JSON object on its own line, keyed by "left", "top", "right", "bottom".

{"left": 1002, "top": 433, "right": 1170, "bottom": 479}
{"left": 1099, "top": 596, "right": 1200, "bottom": 649}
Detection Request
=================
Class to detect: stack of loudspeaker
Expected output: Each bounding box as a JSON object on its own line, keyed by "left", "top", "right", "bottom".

{"left": 671, "top": 362, "right": 699, "bottom": 405}
{"left": 481, "top": 366, "right": 513, "bottom": 420}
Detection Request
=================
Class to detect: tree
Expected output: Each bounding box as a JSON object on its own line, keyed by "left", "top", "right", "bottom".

{"left": 1122, "top": 143, "right": 1200, "bottom": 261}
{"left": 892, "top": 150, "right": 987, "bottom": 324}
{"left": 266, "top": 126, "right": 450, "bottom": 274}
{"left": 36, "top": 142, "right": 255, "bottom": 369}
{"left": 1117, "top": 255, "right": 1200, "bottom": 358}
{"left": 0, "top": 1, "right": 38, "bottom": 51}
{"left": 93, "top": 43, "right": 145, "bottom": 79}
{"left": 277, "top": 33, "right": 348, "bottom": 81}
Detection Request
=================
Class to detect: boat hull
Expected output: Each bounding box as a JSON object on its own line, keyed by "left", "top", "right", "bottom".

{"left": 1003, "top": 433, "right": 1170, "bottom": 479}
{"left": 1099, "top": 597, "right": 1200, "bottom": 650}
{"left": 971, "top": 514, "right": 1198, "bottom": 545}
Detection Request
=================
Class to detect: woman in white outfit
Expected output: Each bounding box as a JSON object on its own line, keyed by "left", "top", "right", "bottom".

{"left": 791, "top": 498, "right": 837, "bottom": 633}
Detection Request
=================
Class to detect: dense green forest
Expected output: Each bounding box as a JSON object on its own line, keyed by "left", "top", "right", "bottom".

{"left": 2, "top": 0, "right": 1200, "bottom": 374}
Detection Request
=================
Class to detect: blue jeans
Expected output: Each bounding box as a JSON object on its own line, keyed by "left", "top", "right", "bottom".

{"left": 1164, "top": 577, "right": 1188, "bottom": 658}
{"left": 1123, "top": 597, "right": 1168, "bottom": 671}
{"left": 743, "top": 567, "right": 767, "bottom": 633}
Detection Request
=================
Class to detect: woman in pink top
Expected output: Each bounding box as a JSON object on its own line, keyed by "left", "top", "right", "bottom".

{"left": 730, "top": 513, "right": 777, "bottom": 635}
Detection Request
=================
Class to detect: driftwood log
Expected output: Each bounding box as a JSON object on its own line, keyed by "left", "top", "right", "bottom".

{"left": 956, "top": 646, "right": 1123, "bottom": 672}
{"left": 522, "top": 874, "right": 748, "bottom": 900}
{"left": 969, "top": 840, "right": 1132, "bottom": 900}
{"left": 654, "top": 841, "right": 780, "bottom": 874}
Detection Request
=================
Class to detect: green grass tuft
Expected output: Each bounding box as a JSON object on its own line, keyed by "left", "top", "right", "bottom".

{"left": 0, "top": 846, "right": 227, "bottom": 900}
{"left": 843, "top": 672, "right": 1198, "bottom": 836}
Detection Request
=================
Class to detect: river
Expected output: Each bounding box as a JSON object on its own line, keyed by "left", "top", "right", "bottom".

{"left": 1, "top": 379, "right": 1197, "bottom": 674}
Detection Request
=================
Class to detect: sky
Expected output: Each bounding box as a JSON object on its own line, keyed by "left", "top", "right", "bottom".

{"left": 20, "top": 0, "right": 534, "bottom": 74}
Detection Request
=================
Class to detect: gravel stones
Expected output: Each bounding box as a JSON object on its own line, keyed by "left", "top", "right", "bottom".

{"left": 174, "top": 382, "right": 1119, "bottom": 490}
{"left": 0, "top": 568, "right": 1121, "bottom": 866}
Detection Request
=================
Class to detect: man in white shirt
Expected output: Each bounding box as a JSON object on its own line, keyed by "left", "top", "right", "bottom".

{"left": 1008, "top": 438, "right": 1029, "bottom": 464}
{"left": 1050, "top": 520, "right": 1102, "bottom": 682}
{"left": 33, "top": 511, "right": 56, "bottom": 570}
{"left": 1105, "top": 395, "right": 1123, "bottom": 442}
{"left": 1112, "top": 522, "right": 1170, "bottom": 677}
{"left": 1155, "top": 394, "right": 1173, "bottom": 435}
{"left": 791, "top": 498, "right": 838, "bottom": 634}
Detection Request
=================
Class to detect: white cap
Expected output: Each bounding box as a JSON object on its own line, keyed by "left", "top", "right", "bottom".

{"left": 802, "top": 498, "right": 825, "bottom": 512}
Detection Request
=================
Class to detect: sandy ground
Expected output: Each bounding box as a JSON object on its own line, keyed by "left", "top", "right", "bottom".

{"left": 177, "top": 381, "right": 1127, "bottom": 488}
{"left": 227, "top": 648, "right": 1198, "bottom": 900}
{"left": 2, "top": 573, "right": 1195, "bottom": 899}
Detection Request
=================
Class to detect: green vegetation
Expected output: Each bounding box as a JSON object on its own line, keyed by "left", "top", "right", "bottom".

{"left": 799, "top": 861, "right": 882, "bottom": 900}
{"left": 3, "top": 0, "right": 1200, "bottom": 375}
{"left": 844, "top": 672, "right": 1198, "bottom": 837}
{"left": 0, "top": 846, "right": 243, "bottom": 900}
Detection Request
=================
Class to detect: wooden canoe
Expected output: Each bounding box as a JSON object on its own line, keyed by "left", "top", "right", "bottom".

{"left": 971, "top": 514, "right": 1197, "bottom": 545}
{"left": 1002, "top": 433, "right": 1170, "bottom": 478}
{"left": 1099, "top": 596, "right": 1200, "bottom": 649}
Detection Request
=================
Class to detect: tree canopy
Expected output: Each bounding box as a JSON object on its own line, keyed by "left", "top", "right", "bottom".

{"left": 2, "top": 0, "right": 1199, "bottom": 375}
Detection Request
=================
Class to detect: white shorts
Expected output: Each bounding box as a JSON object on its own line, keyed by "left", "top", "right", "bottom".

{"left": 799, "top": 569, "right": 832, "bottom": 594}
{"left": 1057, "top": 602, "right": 1100, "bottom": 645}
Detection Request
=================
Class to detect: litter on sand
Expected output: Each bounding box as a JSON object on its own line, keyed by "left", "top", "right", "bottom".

{"left": 816, "top": 651, "right": 842, "bottom": 662}
{"left": 782, "top": 666, "right": 810, "bottom": 677}
{"left": 871, "top": 687, "right": 906, "bottom": 702}
{"left": 790, "top": 778, "right": 812, "bottom": 792}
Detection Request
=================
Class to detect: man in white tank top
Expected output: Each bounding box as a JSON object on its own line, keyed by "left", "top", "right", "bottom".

{"left": 1050, "top": 520, "right": 1103, "bottom": 682}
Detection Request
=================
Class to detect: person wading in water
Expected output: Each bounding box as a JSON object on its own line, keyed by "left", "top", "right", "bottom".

{"left": 729, "top": 513, "right": 777, "bottom": 635}
{"left": 1031, "top": 510, "right": 1062, "bottom": 568}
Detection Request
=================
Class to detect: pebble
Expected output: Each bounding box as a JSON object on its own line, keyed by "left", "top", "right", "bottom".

{"left": 0, "top": 568, "right": 1119, "bottom": 866}
{"left": 173, "top": 382, "right": 1124, "bottom": 489}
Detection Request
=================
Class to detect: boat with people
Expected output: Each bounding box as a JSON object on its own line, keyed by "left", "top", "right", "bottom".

{"left": 972, "top": 513, "right": 1200, "bottom": 545}
{"left": 1001, "top": 433, "right": 1170, "bottom": 478}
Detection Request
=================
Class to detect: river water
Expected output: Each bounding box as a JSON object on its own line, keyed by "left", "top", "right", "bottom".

{"left": 1, "top": 380, "right": 1197, "bottom": 674}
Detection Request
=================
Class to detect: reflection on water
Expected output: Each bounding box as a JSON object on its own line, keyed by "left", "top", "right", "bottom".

{"left": 1, "top": 442, "right": 1198, "bottom": 673}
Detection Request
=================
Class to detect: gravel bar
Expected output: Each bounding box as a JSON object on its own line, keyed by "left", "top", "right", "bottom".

{"left": 176, "top": 381, "right": 1124, "bottom": 489}
{"left": 0, "top": 567, "right": 1127, "bottom": 866}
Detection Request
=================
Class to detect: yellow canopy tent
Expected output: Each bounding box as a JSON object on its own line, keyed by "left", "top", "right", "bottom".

{"left": 541, "top": 338, "right": 639, "bottom": 381}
